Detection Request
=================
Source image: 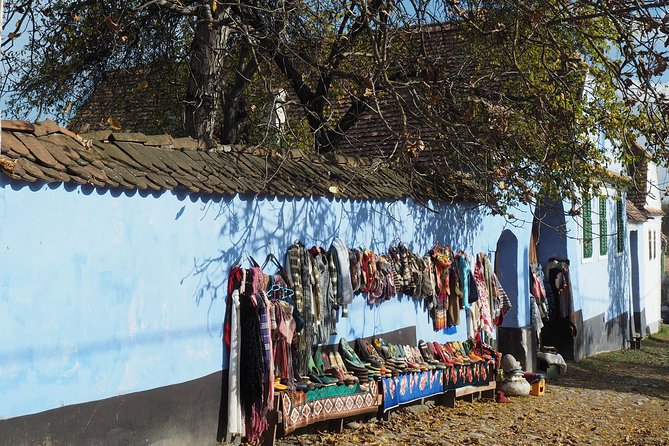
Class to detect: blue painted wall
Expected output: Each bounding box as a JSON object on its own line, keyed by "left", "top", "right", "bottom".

{"left": 496, "top": 229, "right": 527, "bottom": 329}
{"left": 535, "top": 197, "right": 632, "bottom": 325}
{"left": 0, "top": 178, "right": 533, "bottom": 420}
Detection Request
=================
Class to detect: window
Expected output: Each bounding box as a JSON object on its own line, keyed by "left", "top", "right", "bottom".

{"left": 599, "top": 196, "right": 608, "bottom": 256}
{"left": 649, "top": 230, "right": 655, "bottom": 260}
{"left": 583, "top": 197, "right": 593, "bottom": 259}
{"left": 616, "top": 200, "right": 624, "bottom": 253}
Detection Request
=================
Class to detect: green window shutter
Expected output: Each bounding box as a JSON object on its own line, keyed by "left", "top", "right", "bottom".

{"left": 583, "top": 197, "right": 593, "bottom": 258}
{"left": 599, "top": 197, "right": 608, "bottom": 256}
{"left": 616, "top": 200, "right": 624, "bottom": 253}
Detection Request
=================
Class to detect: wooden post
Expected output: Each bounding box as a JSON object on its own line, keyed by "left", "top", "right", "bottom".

{"left": 328, "top": 418, "right": 344, "bottom": 433}
{"left": 262, "top": 393, "right": 282, "bottom": 446}
{"left": 444, "top": 391, "right": 456, "bottom": 408}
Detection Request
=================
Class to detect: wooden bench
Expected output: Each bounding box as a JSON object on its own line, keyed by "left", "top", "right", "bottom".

{"left": 440, "top": 381, "right": 496, "bottom": 408}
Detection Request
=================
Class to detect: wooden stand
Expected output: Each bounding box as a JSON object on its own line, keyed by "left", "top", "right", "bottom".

{"left": 263, "top": 393, "right": 283, "bottom": 446}
{"left": 440, "top": 382, "right": 496, "bottom": 408}
{"left": 630, "top": 332, "right": 642, "bottom": 350}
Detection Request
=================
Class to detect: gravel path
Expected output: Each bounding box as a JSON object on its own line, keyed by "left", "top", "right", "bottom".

{"left": 277, "top": 328, "right": 669, "bottom": 446}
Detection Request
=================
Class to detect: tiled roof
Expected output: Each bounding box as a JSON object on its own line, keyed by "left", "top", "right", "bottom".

{"left": 626, "top": 199, "right": 647, "bottom": 223}
{"left": 627, "top": 141, "right": 665, "bottom": 220}
{"left": 0, "top": 120, "right": 478, "bottom": 202}
{"left": 331, "top": 25, "right": 517, "bottom": 163}
{"left": 68, "top": 63, "right": 185, "bottom": 136}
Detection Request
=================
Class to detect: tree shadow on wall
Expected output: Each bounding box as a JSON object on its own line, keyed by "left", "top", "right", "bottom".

{"left": 410, "top": 200, "right": 487, "bottom": 253}
{"left": 187, "top": 196, "right": 489, "bottom": 323}
{"left": 607, "top": 239, "right": 631, "bottom": 347}
{"left": 185, "top": 195, "right": 495, "bottom": 443}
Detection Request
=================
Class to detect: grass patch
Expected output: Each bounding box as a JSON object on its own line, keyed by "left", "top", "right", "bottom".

{"left": 578, "top": 323, "right": 669, "bottom": 369}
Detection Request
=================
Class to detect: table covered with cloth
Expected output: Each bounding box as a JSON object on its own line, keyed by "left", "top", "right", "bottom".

{"left": 280, "top": 380, "right": 379, "bottom": 434}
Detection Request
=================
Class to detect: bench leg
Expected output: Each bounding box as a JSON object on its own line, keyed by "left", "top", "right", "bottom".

{"left": 481, "top": 388, "right": 495, "bottom": 399}
{"left": 328, "top": 418, "right": 344, "bottom": 433}
{"left": 444, "top": 391, "right": 456, "bottom": 408}
{"left": 382, "top": 410, "right": 392, "bottom": 422}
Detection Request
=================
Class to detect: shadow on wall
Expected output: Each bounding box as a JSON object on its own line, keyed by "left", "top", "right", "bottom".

{"left": 496, "top": 229, "right": 520, "bottom": 327}
{"left": 532, "top": 200, "right": 569, "bottom": 265}
{"left": 183, "top": 194, "right": 489, "bottom": 443}
{"left": 607, "top": 235, "right": 630, "bottom": 343}
{"left": 185, "top": 194, "right": 488, "bottom": 317}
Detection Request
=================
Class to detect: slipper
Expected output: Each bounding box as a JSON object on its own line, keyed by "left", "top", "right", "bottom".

{"left": 496, "top": 391, "right": 511, "bottom": 403}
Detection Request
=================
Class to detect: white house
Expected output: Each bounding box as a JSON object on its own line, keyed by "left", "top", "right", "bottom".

{"left": 627, "top": 142, "right": 664, "bottom": 335}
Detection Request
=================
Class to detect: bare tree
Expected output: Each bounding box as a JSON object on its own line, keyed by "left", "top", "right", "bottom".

{"left": 2, "top": 0, "right": 669, "bottom": 209}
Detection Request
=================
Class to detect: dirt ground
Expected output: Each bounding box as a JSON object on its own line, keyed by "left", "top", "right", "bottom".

{"left": 276, "top": 326, "right": 669, "bottom": 446}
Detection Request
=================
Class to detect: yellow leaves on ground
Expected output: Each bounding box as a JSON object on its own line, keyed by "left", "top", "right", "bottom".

{"left": 278, "top": 325, "right": 669, "bottom": 446}
{"left": 107, "top": 117, "right": 122, "bottom": 130}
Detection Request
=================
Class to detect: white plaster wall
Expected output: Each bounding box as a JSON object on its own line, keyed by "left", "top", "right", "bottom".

{"left": 570, "top": 195, "right": 632, "bottom": 324}
{"left": 639, "top": 218, "right": 663, "bottom": 333}
{"left": 646, "top": 161, "right": 664, "bottom": 211}
{"left": 658, "top": 165, "right": 668, "bottom": 206}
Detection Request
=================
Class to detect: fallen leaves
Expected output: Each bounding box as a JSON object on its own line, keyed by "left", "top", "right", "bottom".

{"left": 107, "top": 117, "right": 122, "bottom": 130}
{"left": 277, "top": 327, "right": 669, "bottom": 446}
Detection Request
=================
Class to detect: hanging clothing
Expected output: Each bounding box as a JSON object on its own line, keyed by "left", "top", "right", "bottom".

{"left": 454, "top": 252, "right": 471, "bottom": 306}
{"left": 239, "top": 267, "right": 268, "bottom": 443}
{"left": 285, "top": 243, "right": 309, "bottom": 377}
{"left": 492, "top": 273, "right": 512, "bottom": 326}
{"left": 329, "top": 238, "right": 354, "bottom": 316}
{"left": 377, "top": 254, "right": 398, "bottom": 302}
{"left": 468, "top": 270, "right": 479, "bottom": 304}
{"left": 421, "top": 255, "right": 437, "bottom": 302}
{"left": 447, "top": 263, "right": 463, "bottom": 327}
{"left": 474, "top": 254, "right": 494, "bottom": 335}
{"left": 260, "top": 292, "right": 274, "bottom": 408}
{"left": 430, "top": 246, "right": 455, "bottom": 330}
{"left": 299, "top": 244, "right": 315, "bottom": 376}
{"left": 224, "top": 267, "right": 244, "bottom": 350}
{"left": 466, "top": 306, "right": 476, "bottom": 339}
{"left": 431, "top": 246, "right": 453, "bottom": 298}
{"left": 349, "top": 248, "right": 364, "bottom": 294}
{"left": 433, "top": 295, "right": 448, "bottom": 330}
{"left": 273, "top": 297, "right": 296, "bottom": 389}
{"left": 531, "top": 298, "right": 544, "bottom": 333}
{"left": 310, "top": 247, "right": 337, "bottom": 342}
{"left": 546, "top": 259, "right": 574, "bottom": 321}
{"left": 530, "top": 263, "right": 548, "bottom": 319}
{"left": 285, "top": 247, "right": 304, "bottom": 313}
{"left": 225, "top": 269, "right": 245, "bottom": 441}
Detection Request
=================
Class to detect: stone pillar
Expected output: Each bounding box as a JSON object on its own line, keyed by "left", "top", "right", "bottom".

{"left": 497, "top": 326, "right": 537, "bottom": 371}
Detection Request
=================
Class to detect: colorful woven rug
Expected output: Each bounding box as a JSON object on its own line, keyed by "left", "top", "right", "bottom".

{"left": 443, "top": 361, "right": 495, "bottom": 391}
{"left": 381, "top": 369, "right": 444, "bottom": 412}
{"left": 281, "top": 380, "right": 379, "bottom": 434}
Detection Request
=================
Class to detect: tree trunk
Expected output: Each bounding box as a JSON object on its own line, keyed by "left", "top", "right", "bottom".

{"left": 184, "top": 21, "right": 230, "bottom": 141}
{"left": 315, "top": 127, "right": 335, "bottom": 153}
{"left": 314, "top": 96, "right": 368, "bottom": 154}
{"left": 220, "top": 40, "right": 259, "bottom": 144}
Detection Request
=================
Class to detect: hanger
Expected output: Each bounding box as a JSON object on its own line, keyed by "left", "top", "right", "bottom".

{"left": 267, "top": 282, "right": 295, "bottom": 301}
{"left": 232, "top": 249, "right": 246, "bottom": 269}
{"left": 248, "top": 255, "right": 260, "bottom": 268}
{"left": 261, "top": 253, "right": 284, "bottom": 271}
